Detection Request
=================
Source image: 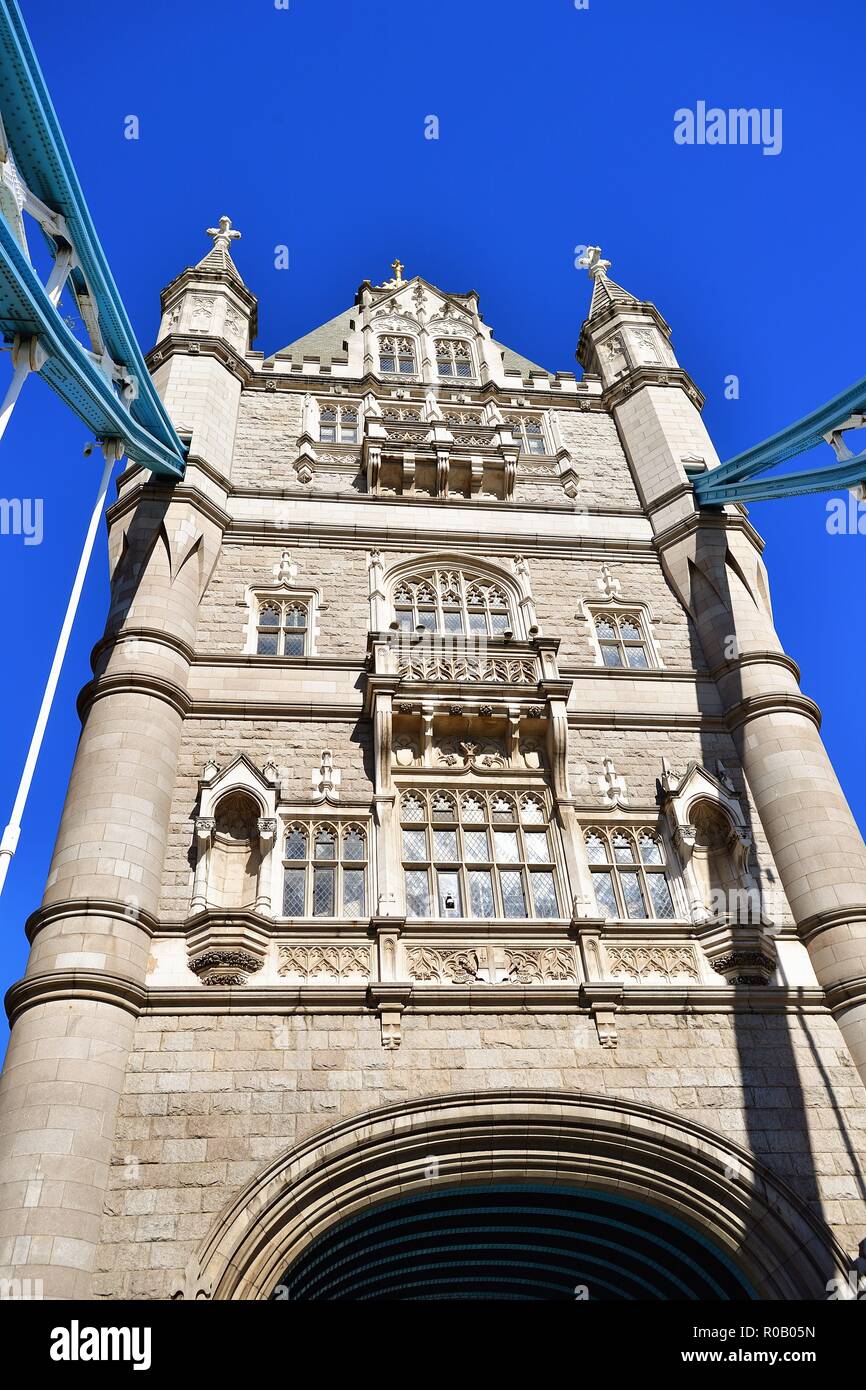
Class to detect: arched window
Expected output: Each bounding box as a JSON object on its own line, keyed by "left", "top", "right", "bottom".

{"left": 256, "top": 600, "right": 309, "bottom": 656}
{"left": 594, "top": 612, "right": 650, "bottom": 669}
{"left": 282, "top": 822, "right": 368, "bottom": 918}
{"left": 391, "top": 568, "right": 517, "bottom": 637}
{"left": 400, "top": 788, "right": 560, "bottom": 920}
{"left": 506, "top": 415, "right": 547, "bottom": 455}
{"left": 319, "top": 403, "right": 358, "bottom": 444}
{"left": 379, "top": 335, "right": 417, "bottom": 375}
{"left": 435, "top": 338, "right": 473, "bottom": 378}
{"left": 584, "top": 826, "right": 676, "bottom": 921}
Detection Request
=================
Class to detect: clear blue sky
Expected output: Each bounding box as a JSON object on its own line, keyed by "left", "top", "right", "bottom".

{"left": 1, "top": 0, "right": 864, "bottom": 1047}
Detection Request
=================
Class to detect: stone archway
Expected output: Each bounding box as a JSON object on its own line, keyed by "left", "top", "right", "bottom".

{"left": 180, "top": 1090, "right": 849, "bottom": 1301}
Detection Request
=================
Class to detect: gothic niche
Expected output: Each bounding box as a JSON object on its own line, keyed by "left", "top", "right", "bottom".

{"left": 208, "top": 792, "right": 263, "bottom": 911}
{"left": 687, "top": 800, "right": 745, "bottom": 920}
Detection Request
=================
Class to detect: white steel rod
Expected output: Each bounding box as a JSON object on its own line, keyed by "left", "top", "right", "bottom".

{"left": 0, "top": 352, "right": 31, "bottom": 443}
{"left": 0, "top": 440, "right": 120, "bottom": 897}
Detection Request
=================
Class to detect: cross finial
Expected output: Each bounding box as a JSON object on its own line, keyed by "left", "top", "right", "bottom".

{"left": 391, "top": 257, "right": 404, "bottom": 285}
{"left": 206, "top": 215, "right": 241, "bottom": 255}
{"left": 577, "top": 245, "right": 611, "bottom": 279}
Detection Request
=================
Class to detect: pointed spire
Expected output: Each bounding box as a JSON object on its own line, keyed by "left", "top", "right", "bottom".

{"left": 577, "top": 245, "right": 639, "bottom": 320}
{"left": 197, "top": 215, "right": 244, "bottom": 282}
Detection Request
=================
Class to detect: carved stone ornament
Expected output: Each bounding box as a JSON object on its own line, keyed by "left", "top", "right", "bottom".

{"left": 188, "top": 949, "right": 263, "bottom": 987}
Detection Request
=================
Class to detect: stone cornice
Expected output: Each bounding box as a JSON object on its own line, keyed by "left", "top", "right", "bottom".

{"left": 91, "top": 626, "right": 197, "bottom": 672}
{"left": 25, "top": 897, "right": 160, "bottom": 944}
{"left": 605, "top": 366, "right": 705, "bottom": 414}
{"left": 5, "top": 970, "right": 148, "bottom": 1025}
{"left": 709, "top": 649, "right": 802, "bottom": 686}
{"left": 106, "top": 478, "right": 231, "bottom": 535}
{"left": 651, "top": 505, "right": 767, "bottom": 556}
{"left": 724, "top": 691, "right": 822, "bottom": 734}
{"left": 146, "top": 334, "right": 252, "bottom": 386}
{"left": 225, "top": 517, "right": 655, "bottom": 557}
{"left": 77, "top": 671, "right": 192, "bottom": 721}
{"left": 798, "top": 905, "right": 866, "bottom": 947}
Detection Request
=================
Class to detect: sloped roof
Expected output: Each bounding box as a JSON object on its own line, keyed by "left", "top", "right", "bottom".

{"left": 269, "top": 303, "right": 549, "bottom": 375}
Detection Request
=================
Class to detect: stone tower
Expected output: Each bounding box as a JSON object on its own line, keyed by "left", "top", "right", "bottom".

{"left": 1, "top": 232, "right": 865, "bottom": 1301}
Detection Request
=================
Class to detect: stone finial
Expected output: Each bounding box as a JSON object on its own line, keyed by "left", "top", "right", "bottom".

{"left": 206, "top": 215, "right": 241, "bottom": 255}
{"left": 272, "top": 550, "right": 297, "bottom": 585}
{"left": 598, "top": 757, "right": 627, "bottom": 806}
{"left": 311, "top": 749, "right": 341, "bottom": 801}
{"left": 596, "top": 564, "right": 622, "bottom": 601}
{"left": 577, "top": 245, "right": 611, "bottom": 279}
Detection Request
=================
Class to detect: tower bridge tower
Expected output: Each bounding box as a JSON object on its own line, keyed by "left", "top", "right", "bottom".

{"left": 0, "top": 231, "right": 864, "bottom": 1301}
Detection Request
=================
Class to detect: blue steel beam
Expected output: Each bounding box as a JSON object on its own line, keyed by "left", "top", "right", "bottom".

{"left": 693, "top": 372, "right": 866, "bottom": 507}
{"left": 0, "top": 0, "right": 185, "bottom": 476}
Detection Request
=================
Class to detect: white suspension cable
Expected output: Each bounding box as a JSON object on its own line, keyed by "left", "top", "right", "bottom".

{"left": 0, "top": 438, "right": 122, "bottom": 897}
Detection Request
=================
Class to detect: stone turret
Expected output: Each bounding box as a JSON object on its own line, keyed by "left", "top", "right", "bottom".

{"left": 578, "top": 247, "right": 866, "bottom": 1083}
{"left": 0, "top": 221, "right": 250, "bottom": 1297}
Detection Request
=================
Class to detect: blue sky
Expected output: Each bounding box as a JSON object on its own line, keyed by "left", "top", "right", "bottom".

{"left": 1, "top": 0, "right": 864, "bottom": 1045}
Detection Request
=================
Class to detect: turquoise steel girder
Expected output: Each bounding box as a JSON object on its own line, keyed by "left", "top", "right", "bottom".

{"left": 0, "top": 0, "right": 185, "bottom": 476}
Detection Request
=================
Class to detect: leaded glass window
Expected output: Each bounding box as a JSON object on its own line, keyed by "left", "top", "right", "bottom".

{"left": 584, "top": 826, "right": 677, "bottom": 921}
{"left": 434, "top": 338, "right": 474, "bottom": 378}
{"left": 256, "top": 599, "right": 309, "bottom": 656}
{"left": 400, "top": 789, "right": 562, "bottom": 920}
{"left": 318, "top": 402, "right": 358, "bottom": 444}
{"left": 281, "top": 822, "right": 368, "bottom": 918}
{"left": 593, "top": 611, "right": 652, "bottom": 669}
{"left": 379, "top": 335, "right": 417, "bottom": 375}
{"left": 505, "top": 415, "right": 548, "bottom": 455}
{"left": 392, "top": 569, "right": 516, "bottom": 637}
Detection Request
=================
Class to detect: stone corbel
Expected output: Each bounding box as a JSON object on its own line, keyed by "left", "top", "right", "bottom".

{"left": 190, "top": 817, "right": 216, "bottom": 913}
{"left": 403, "top": 451, "right": 416, "bottom": 492}
{"left": 367, "top": 982, "right": 412, "bottom": 1050}
{"left": 580, "top": 982, "right": 623, "bottom": 1049}
{"left": 435, "top": 447, "right": 450, "bottom": 497}
{"left": 545, "top": 698, "right": 571, "bottom": 800}
{"left": 695, "top": 920, "right": 777, "bottom": 985}
{"left": 469, "top": 455, "right": 484, "bottom": 495}
{"left": 255, "top": 817, "right": 277, "bottom": 916}
{"left": 501, "top": 447, "right": 518, "bottom": 500}
{"left": 366, "top": 443, "right": 382, "bottom": 495}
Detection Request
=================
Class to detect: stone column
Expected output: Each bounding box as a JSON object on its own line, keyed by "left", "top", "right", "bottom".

{"left": 0, "top": 481, "right": 223, "bottom": 1297}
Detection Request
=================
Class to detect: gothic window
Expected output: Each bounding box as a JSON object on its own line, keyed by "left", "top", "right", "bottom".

{"left": 435, "top": 338, "right": 474, "bottom": 378}
{"left": 506, "top": 415, "right": 548, "bottom": 455}
{"left": 401, "top": 789, "right": 561, "bottom": 920}
{"left": 319, "top": 403, "right": 358, "bottom": 444}
{"left": 379, "top": 335, "right": 417, "bottom": 375}
{"left": 594, "top": 611, "right": 651, "bottom": 669}
{"left": 392, "top": 568, "right": 515, "bottom": 637}
{"left": 281, "top": 822, "right": 368, "bottom": 918}
{"left": 256, "top": 600, "right": 309, "bottom": 656}
{"left": 584, "top": 826, "right": 677, "bottom": 921}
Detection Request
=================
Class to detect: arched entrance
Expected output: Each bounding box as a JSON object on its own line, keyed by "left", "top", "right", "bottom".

{"left": 182, "top": 1090, "right": 848, "bottom": 1301}
{"left": 271, "top": 1184, "right": 755, "bottom": 1300}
